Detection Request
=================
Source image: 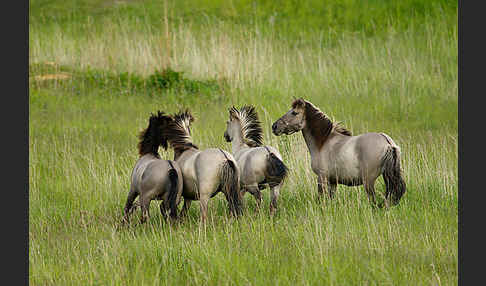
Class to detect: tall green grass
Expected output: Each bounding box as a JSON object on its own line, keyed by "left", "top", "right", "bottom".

{"left": 29, "top": 0, "right": 457, "bottom": 285}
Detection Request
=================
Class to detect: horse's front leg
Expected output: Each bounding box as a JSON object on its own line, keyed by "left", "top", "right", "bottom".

{"left": 139, "top": 196, "right": 151, "bottom": 224}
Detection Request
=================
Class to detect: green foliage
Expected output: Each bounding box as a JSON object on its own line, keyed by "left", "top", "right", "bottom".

{"left": 147, "top": 68, "right": 221, "bottom": 94}
{"left": 30, "top": 63, "right": 223, "bottom": 97}
{"left": 81, "top": 68, "right": 222, "bottom": 95}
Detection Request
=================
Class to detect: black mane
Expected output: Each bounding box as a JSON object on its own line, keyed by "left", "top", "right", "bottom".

{"left": 229, "top": 105, "right": 264, "bottom": 147}
{"left": 137, "top": 111, "right": 170, "bottom": 157}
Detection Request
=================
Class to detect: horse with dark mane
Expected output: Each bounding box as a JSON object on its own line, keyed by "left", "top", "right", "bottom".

{"left": 123, "top": 111, "right": 183, "bottom": 224}
{"left": 272, "top": 98, "right": 406, "bottom": 208}
{"left": 163, "top": 110, "right": 243, "bottom": 223}
{"left": 224, "top": 105, "right": 288, "bottom": 215}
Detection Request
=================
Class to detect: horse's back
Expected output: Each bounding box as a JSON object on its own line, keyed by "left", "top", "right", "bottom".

{"left": 195, "top": 148, "right": 235, "bottom": 169}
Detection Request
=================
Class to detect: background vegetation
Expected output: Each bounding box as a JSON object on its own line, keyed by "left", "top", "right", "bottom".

{"left": 29, "top": 0, "right": 457, "bottom": 284}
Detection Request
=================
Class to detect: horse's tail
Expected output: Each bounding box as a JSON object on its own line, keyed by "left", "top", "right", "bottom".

{"left": 219, "top": 150, "right": 243, "bottom": 217}
{"left": 264, "top": 146, "right": 288, "bottom": 188}
{"left": 380, "top": 134, "right": 406, "bottom": 206}
{"left": 167, "top": 160, "right": 179, "bottom": 219}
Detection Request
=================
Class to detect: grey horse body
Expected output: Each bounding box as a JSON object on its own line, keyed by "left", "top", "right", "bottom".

{"left": 126, "top": 155, "right": 183, "bottom": 221}
{"left": 305, "top": 131, "right": 393, "bottom": 186}
{"left": 272, "top": 99, "right": 405, "bottom": 207}
{"left": 225, "top": 106, "right": 288, "bottom": 214}
{"left": 234, "top": 145, "right": 282, "bottom": 188}
{"left": 130, "top": 155, "right": 183, "bottom": 201}
{"left": 164, "top": 110, "right": 243, "bottom": 223}
{"left": 177, "top": 147, "right": 238, "bottom": 201}
{"left": 123, "top": 111, "right": 183, "bottom": 224}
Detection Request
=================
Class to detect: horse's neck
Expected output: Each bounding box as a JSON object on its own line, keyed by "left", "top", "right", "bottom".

{"left": 231, "top": 133, "right": 248, "bottom": 154}
{"left": 302, "top": 127, "right": 320, "bottom": 156}
{"left": 301, "top": 126, "right": 327, "bottom": 173}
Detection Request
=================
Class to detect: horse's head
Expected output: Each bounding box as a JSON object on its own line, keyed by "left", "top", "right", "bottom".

{"left": 224, "top": 107, "right": 240, "bottom": 143}
{"left": 272, "top": 98, "right": 306, "bottom": 136}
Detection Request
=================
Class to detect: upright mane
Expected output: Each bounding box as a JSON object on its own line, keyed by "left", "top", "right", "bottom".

{"left": 229, "top": 105, "right": 264, "bottom": 147}
{"left": 137, "top": 111, "right": 169, "bottom": 157}
{"left": 164, "top": 109, "right": 199, "bottom": 154}
{"left": 292, "top": 98, "right": 352, "bottom": 148}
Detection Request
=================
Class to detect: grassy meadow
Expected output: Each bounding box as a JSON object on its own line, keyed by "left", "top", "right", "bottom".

{"left": 29, "top": 0, "right": 458, "bottom": 285}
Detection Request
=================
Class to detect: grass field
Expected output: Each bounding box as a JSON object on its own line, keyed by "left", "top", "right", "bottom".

{"left": 29, "top": 0, "right": 458, "bottom": 285}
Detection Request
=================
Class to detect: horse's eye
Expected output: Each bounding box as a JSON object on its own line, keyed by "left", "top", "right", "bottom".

{"left": 291, "top": 111, "right": 298, "bottom": 116}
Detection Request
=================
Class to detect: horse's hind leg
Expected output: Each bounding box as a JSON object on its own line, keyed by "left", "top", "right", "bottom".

{"left": 363, "top": 180, "right": 377, "bottom": 207}
{"left": 246, "top": 184, "right": 262, "bottom": 210}
{"left": 180, "top": 198, "right": 192, "bottom": 218}
{"left": 139, "top": 196, "right": 151, "bottom": 224}
{"left": 269, "top": 184, "right": 281, "bottom": 216}
{"left": 123, "top": 189, "right": 138, "bottom": 223}
{"left": 199, "top": 194, "right": 210, "bottom": 224}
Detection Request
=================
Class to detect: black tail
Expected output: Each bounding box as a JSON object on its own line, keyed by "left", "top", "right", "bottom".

{"left": 167, "top": 160, "right": 179, "bottom": 219}
{"left": 264, "top": 149, "right": 288, "bottom": 188}
{"left": 220, "top": 159, "right": 243, "bottom": 217}
{"left": 382, "top": 146, "right": 406, "bottom": 206}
